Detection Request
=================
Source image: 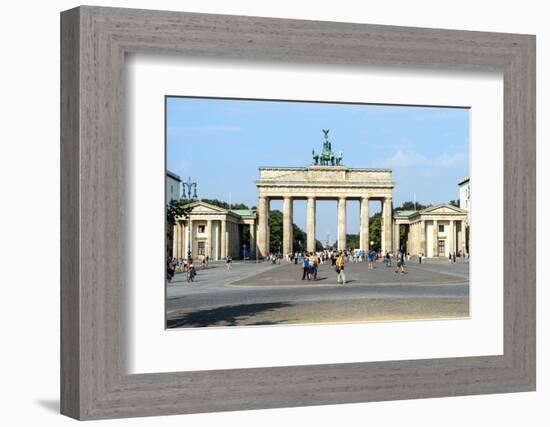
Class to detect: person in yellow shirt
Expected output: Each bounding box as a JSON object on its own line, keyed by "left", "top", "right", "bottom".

{"left": 336, "top": 251, "right": 346, "bottom": 285}
{"left": 312, "top": 253, "right": 319, "bottom": 280}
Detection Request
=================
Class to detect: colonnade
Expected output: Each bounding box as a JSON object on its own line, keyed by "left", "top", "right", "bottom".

{"left": 172, "top": 218, "right": 236, "bottom": 260}
{"left": 397, "top": 218, "right": 467, "bottom": 257}
{"left": 256, "top": 195, "right": 394, "bottom": 257}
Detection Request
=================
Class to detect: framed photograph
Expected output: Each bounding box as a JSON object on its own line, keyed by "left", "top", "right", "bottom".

{"left": 61, "top": 6, "right": 535, "bottom": 420}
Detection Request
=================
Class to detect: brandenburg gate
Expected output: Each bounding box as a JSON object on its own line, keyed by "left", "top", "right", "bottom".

{"left": 255, "top": 150, "right": 394, "bottom": 257}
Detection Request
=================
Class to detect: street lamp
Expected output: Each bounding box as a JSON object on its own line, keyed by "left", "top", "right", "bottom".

{"left": 182, "top": 177, "right": 198, "bottom": 260}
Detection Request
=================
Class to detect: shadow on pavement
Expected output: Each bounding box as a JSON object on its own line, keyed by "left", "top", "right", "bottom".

{"left": 167, "top": 302, "right": 293, "bottom": 328}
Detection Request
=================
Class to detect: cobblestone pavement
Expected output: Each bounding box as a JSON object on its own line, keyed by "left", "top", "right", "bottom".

{"left": 166, "top": 259, "right": 469, "bottom": 328}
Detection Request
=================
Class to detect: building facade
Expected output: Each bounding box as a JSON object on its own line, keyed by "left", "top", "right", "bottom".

{"left": 394, "top": 204, "right": 468, "bottom": 257}
{"left": 169, "top": 169, "right": 470, "bottom": 260}
{"left": 166, "top": 170, "right": 181, "bottom": 202}
{"left": 172, "top": 201, "right": 256, "bottom": 261}
{"left": 458, "top": 176, "right": 471, "bottom": 225}
{"left": 255, "top": 165, "right": 395, "bottom": 257}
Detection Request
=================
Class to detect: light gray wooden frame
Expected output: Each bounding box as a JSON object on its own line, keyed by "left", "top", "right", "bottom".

{"left": 61, "top": 5, "right": 536, "bottom": 421}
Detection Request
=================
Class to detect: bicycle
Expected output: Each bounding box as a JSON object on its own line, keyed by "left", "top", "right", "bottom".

{"left": 187, "top": 267, "right": 196, "bottom": 283}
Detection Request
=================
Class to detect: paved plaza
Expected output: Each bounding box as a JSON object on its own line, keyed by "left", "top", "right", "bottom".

{"left": 166, "top": 258, "right": 469, "bottom": 328}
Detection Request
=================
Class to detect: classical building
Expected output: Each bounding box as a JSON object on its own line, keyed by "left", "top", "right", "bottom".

{"left": 166, "top": 170, "right": 181, "bottom": 202}
{"left": 394, "top": 204, "right": 468, "bottom": 257}
{"left": 255, "top": 165, "right": 394, "bottom": 257}
{"left": 172, "top": 201, "right": 256, "bottom": 261}
{"left": 169, "top": 131, "right": 470, "bottom": 260}
{"left": 458, "top": 176, "right": 471, "bottom": 225}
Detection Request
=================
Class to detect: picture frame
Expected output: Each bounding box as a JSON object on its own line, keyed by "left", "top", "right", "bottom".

{"left": 60, "top": 5, "right": 535, "bottom": 420}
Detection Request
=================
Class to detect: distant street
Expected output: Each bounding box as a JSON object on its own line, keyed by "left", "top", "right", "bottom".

{"left": 166, "top": 258, "right": 469, "bottom": 328}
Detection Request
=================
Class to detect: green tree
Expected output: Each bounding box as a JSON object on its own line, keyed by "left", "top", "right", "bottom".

{"left": 268, "top": 210, "right": 322, "bottom": 254}
{"left": 369, "top": 212, "right": 382, "bottom": 251}
{"left": 199, "top": 198, "right": 250, "bottom": 210}
{"left": 396, "top": 200, "right": 429, "bottom": 211}
{"left": 166, "top": 199, "right": 192, "bottom": 256}
{"left": 269, "top": 210, "right": 283, "bottom": 253}
{"left": 346, "top": 234, "right": 360, "bottom": 249}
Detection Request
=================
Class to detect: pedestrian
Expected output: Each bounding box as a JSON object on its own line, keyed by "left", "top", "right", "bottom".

{"left": 302, "top": 254, "right": 310, "bottom": 280}
{"left": 336, "top": 251, "right": 346, "bottom": 285}
{"left": 226, "top": 255, "right": 232, "bottom": 270}
{"left": 395, "top": 251, "right": 406, "bottom": 274}
{"left": 312, "top": 253, "right": 319, "bottom": 280}
{"left": 419, "top": 252, "right": 423, "bottom": 264}
{"left": 167, "top": 257, "right": 175, "bottom": 283}
{"left": 452, "top": 252, "right": 456, "bottom": 263}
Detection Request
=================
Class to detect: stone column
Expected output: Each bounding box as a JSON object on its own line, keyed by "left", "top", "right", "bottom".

{"left": 265, "top": 199, "right": 270, "bottom": 254}
{"left": 220, "top": 220, "right": 227, "bottom": 260}
{"left": 215, "top": 221, "right": 220, "bottom": 260}
{"left": 459, "top": 220, "right": 466, "bottom": 255}
{"left": 420, "top": 220, "right": 426, "bottom": 257}
{"left": 382, "top": 197, "right": 393, "bottom": 253}
{"left": 249, "top": 221, "right": 256, "bottom": 259}
{"left": 338, "top": 197, "right": 346, "bottom": 251}
{"left": 172, "top": 224, "right": 178, "bottom": 258}
{"left": 283, "top": 196, "right": 293, "bottom": 257}
{"left": 449, "top": 220, "right": 455, "bottom": 255}
{"left": 206, "top": 219, "right": 213, "bottom": 260}
{"left": 432, "top": 219, "right": 438, "bottom": 257}
{"left": 183, "top": 221, "right": 187, "bottom": 258}
{"left": 394, "top": 222, "right": 400, "bottom": 253}
{"left": 360, "top": 197, "right": 369, "bottom": 251}
{"left": 306, "top": 197, "right": 316, "bottom": 253}
{"left": 256, "top": 196, "right": 268, "bottom": 257}
{"left": 187, "top": 219, "right": 193, "bottom": 258}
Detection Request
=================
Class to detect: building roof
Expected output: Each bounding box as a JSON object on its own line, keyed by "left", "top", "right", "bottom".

{"left": 458, "top": 176, "right": 470, "bottom": 186}
{"left": 419, "top": 203, "right": 468, "bottom": 214}
{"left": 394, "top": 210, "right": 418, "bottom": 217}
{"left": 166, "top": 170, "right": 182, "bottom": 182}
{"left": 230, "top": 209, "right": 256, "bottom": 217}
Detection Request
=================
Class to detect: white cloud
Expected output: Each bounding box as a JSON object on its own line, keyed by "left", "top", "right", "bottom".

{"left": 381, "top": 150, "right": 468, "bottom": 168}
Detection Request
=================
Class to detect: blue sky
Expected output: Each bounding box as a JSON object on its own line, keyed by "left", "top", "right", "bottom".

{"left": 166, "top": 97, "right": 469, "bottom": 244}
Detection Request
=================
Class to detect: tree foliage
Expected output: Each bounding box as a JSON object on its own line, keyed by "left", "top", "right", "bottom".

{"left": 369, "top": 212, "right": 382, "bottom": 251}
{"left": 396, "top": 200, "right": 429, "bottom": 212}
{"left": 268, "top": 210, "right": 322, "bottom": 254}
{"left": 346, "top": 234, "right": 360, "bottom": 249}
{"left": 166, "top": 199, "right": 192, "bottom": 226}
{"left": 199, "top": 198, "right": 250, "bottom": 210}
{"left": 165, "top": 199, "right": 193, "bottom": 257}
